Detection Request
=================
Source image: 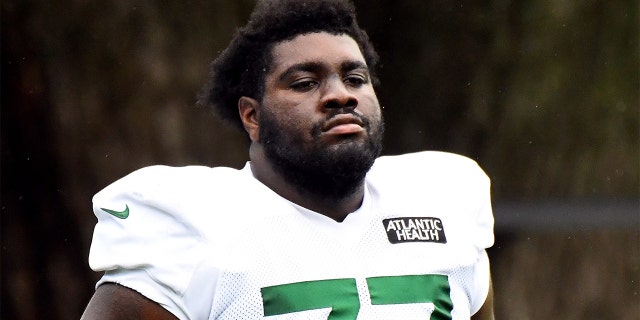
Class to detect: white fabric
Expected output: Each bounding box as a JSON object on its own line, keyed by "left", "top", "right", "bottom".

{"left": 89, "top": 151, "right": 494, "bottom": 319}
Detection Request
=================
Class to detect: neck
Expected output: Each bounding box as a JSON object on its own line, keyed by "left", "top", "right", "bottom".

{"left": 249, "top": 143, "right": 364, "bottom": 222}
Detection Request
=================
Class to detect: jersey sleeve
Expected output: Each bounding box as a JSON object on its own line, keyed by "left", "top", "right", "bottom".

{"left": 372, "top": 151, "right": 495, "bottom": 253}
{"left": 371, "top": 151, "right": 495, "bottom": 314}
{"left": 463, "top": 156, "right": 494, "bottom": 314}
{"left": 88, "top": 165, "right": 215, "bottom": 320}
{"left": 471, "top": 159, "right": 495, "bottom": 252}
{"left": 442, "top": 152, "right": 493, "bottom": 314}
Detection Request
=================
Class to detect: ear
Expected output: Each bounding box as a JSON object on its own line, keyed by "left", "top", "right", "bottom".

{"left": 238, "top": 96, "right": 260, "bottom": 142}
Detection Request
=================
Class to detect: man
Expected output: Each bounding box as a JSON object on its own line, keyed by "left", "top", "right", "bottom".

{"left": 82, "top": 0, "right": 495, "bottom": 319}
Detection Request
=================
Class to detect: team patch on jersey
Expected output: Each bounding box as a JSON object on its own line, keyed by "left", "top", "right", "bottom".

{"left": 383, "top": 217, "right": 447, "bottom": 244}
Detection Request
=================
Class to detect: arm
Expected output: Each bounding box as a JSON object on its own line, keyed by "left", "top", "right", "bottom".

{"left": 81, "top": 283, "right": 178, "bottom": 320}
{"left": 471, "top": 276, "right": 495, "bottom": 320}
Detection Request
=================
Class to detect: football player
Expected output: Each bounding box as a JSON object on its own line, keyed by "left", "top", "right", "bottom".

{"left": 82, "top": 0, "right": 495, "bottom": 319}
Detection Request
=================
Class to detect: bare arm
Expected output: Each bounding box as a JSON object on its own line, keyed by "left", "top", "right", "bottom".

{"left": 81, "top": 283, "right": 178, "bottom": 320}
{"left": 471, "top": 276, "right": 495, "bottom": 320}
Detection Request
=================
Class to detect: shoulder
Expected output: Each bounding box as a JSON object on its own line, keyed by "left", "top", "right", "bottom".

{"left": 93, "top": 165, "right": 248, "bottom": 207}
{"left": 96, "top": 165, "right": 240, "bottom": 192}
{"left": 373, "top": 150, "right": 479, "bottom": 166}
{"left": 368, "top": 151, "right": 489, "bottom": 185}
{"left": 89, "top": 165, "right": 250, "bottom": 278}
{"left": 367, "top": 151, "right": 495, "bottom": 253}
{"left": 88, "top": 165, "right": 247, "bottom": 320}
{"left": 90, "top": 164, "right": 255, "bottom": 249}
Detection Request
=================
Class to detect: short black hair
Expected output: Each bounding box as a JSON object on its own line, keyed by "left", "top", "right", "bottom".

{"left": 198, "top": 0, "right": 379, "bottom": 131}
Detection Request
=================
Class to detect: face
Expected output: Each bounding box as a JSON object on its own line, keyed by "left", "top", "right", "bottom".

{"left": 256, "top": 32, "right": 384, "bottom": 199}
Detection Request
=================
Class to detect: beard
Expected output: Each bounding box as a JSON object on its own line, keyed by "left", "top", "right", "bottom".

{"left": 259, "top": 108, "right": 384, "bottom": 200}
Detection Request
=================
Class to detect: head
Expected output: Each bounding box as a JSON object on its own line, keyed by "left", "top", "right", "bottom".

{"left": 199, "top": 0, "right": 380, "bottom": 131}
{"left": 200, "top": 0, "right": 384, "bottom": 200}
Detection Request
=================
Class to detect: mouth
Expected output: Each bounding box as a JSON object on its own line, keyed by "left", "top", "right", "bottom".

{"left": 321, "top": 114, "right": 365, "bottom": 135}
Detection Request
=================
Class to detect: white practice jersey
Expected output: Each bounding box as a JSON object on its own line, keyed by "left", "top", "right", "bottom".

{"left": 89, "top": 151, "right": 494, "bottom": 319}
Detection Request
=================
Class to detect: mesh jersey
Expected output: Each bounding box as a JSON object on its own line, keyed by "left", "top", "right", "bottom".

{"left": 89, "top": 151, "right": 494, "bottom": 319}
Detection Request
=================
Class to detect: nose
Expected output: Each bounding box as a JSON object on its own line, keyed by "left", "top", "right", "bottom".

{"left": 322, "top": 78, "right": 358, "bottom": 109}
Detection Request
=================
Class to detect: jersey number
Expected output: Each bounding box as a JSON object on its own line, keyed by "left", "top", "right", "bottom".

{"left": 261, "top": 274, "right": 452, "bottom": 319}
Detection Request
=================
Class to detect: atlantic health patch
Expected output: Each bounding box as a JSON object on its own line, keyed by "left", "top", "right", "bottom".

{"left": 383, "top": 217, "right": 447, "bottom": 244}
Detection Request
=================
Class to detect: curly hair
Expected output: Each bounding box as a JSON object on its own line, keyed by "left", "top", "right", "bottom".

{"left": 198, "top": 0, "right": 379, "bottom": 131}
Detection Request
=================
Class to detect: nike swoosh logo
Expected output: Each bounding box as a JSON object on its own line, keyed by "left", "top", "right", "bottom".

{"left": 101, "top": 204, "right": 130, "bottom": 219}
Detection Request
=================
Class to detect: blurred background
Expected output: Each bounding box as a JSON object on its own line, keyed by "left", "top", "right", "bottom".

{"left": 2, "top": 0, "right": 638, "bottom": 319}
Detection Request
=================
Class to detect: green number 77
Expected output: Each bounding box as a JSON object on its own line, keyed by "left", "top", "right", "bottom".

{"left": 261, "top": 274, "right": 452, "bottom": 319}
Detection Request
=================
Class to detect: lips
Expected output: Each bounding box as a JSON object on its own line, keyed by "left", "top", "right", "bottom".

{"left": 321, "top": 114, "right": 365, "bottom": 135}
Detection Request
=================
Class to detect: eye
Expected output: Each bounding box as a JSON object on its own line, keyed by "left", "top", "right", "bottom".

{"left": 344, "top": 74, "right": 368, "bottom": 87}
{"left": 289, "top": 79, "right": 318, "bottom": 92}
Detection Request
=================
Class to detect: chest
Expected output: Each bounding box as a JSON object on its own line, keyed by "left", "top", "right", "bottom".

{"left": 198, "top": 200, "right": 477, "bottom": 319}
